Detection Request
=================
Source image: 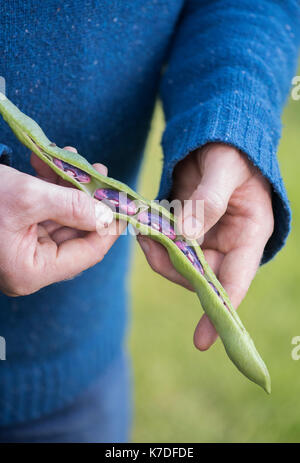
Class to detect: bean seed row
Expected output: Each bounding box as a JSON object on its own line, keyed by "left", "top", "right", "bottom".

{"left": 53, "top": 158, "right": 222, "bottom": 300}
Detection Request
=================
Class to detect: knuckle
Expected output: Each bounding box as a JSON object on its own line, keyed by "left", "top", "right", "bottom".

{"left": 228, "top": 284, "right": 247, "bottom": 306}
{"left": 255, "top": 204, "right": 275, "bottom": 240}
{"left": 264, "top": 214, "right": 274, "bottom": 240}
{"left": 204, "top": 190, "right": 227, "bottom": 217}
{"left": 16, "top": 180, "right": 36, "bottom": 211}
{"left": 265, "top": 208, "right": 275, "bottom": 238}
{"left": 68, "top": 189, "right": 90, "bottom": 221}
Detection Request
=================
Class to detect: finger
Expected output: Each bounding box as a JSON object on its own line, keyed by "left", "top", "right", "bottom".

{"left": 201, "top": 248, "right": 224, "bottom": 274}
{"left": 194, "top": 241, "right": 265, "bottom": 351}
{"left": 36, "top": 156, "right": 110, "bottom": 244}
{"left": 137, "top": 235, "right": 194, "bottom": 291}
{"left": 39, "top": 220, "right": 83, "bottom": 243}
{"left": 39, "top": 220, "right": 84, "bottom": 245}
{"left": 93, "top": 162, "right": 108, "bottom": 177}
{"left": 63, "top": 146, "right": 77, "bottom": 152}
{"left": 36, "top": 224, "right": 53, "bottom": 246}
{"left": 53, "top": 218, "right": 127, "bottom": 280}
{"left": 178, "top": 146, "right": 250, "bottom": 239}
{"left": 51, "top": 226, "right": 86, "bottom": 245}
{"left": 19, "top": 174, "right": 114, "bottom": 232}
{"left": 31, "top": 152, "right": 58, "bottom": 183}
{"left": 193, "top": 315, "right": 218, "bottom": 351}
{"left": 39, "top": 219, "right": 62, "bottom": 235}
{"left": 55, "top": 161, "right": 108, "bottom": 189}
{"left": 55, "top": 147, "right": 82, "bottom": 188}
{"left": 31, "top": 146, "right": 78, "bottom": 185}
{"left": 60, "top": 148, "right": 109, "bottom": 178}
{"left": 54, "top": 146, "right": 79, "bottom": 186}
{"left": 32, "top": 148, "right": 109, "bottom": 193}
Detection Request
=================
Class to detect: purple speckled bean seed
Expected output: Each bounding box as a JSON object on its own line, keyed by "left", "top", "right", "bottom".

{"left": 53, "top": 158, "right": 91, "bottom": 183}
{"left": 174, "top": 240, "right": 204, "bottom": 274}
{"left": 208, "top": 281, "right": 230, "bottom": 312}
{"left": 208, "top": 281, "right": 228, "bottom": 306}
{"left": 137, "top": 211, "right": 176, "bottom": 240}
{"left": 94, "top": 188, "right": 138, "bottom": 216}
{"left": 208, "top": 281, "right": 220, "bottom": 296}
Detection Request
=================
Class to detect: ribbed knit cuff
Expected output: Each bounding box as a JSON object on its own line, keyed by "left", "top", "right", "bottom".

{"left": 158, "top": 100, "right": 291, "bottom": 264}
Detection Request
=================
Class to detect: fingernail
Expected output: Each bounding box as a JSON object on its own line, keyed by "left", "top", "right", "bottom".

{"left": 183, "top": 215, "right": 202, "bottom": 239}
{"left": 64, "top": 146, "right": 78, "bottom": 153}
{"left": 138, "top": 236, "right": 150, "bottom": 254}
{"left": 95, "top": 202, "right": 114, "bottom": 231}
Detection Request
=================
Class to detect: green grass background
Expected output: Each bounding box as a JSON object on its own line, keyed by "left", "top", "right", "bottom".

{"left": 130, "top": 93, "right": 300, "bottom": 443}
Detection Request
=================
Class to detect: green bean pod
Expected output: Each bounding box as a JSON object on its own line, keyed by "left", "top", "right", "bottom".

{"left": 0, "top": 93, "right": 271, "bottom": 393}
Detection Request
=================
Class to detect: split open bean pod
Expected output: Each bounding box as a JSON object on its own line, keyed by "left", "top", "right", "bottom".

{"left": 0, "top": 93, "right": 271, "bottom": 393}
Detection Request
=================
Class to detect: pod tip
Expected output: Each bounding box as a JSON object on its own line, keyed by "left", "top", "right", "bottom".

{"left": 264, "top": 382, "right": 271, "bottom": 395}
{"left": 262, "top": 372, "right": 271, "bottom": 394}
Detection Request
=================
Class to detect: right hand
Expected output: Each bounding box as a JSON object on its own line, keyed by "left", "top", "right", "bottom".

{"left": 0, "top": 149, "right": 124, "bottom": 297}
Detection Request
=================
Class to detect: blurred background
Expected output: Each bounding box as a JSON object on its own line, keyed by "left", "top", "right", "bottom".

{"left": 129, "top": 90, "right": 300, "bottom": 442}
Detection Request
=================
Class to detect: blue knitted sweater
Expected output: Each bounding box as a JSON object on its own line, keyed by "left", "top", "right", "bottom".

{"left": 0, "top": 0, "right": 299, "bottom": 426}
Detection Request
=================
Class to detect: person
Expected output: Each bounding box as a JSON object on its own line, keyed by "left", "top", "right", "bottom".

{"left": 0, "top": 0, "right": 299, "bottom": 443}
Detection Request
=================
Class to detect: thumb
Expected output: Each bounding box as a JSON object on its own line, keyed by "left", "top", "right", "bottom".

{"left": 178, "top": 146, "right": 249, "bottom": 239}
{"left": 27, "top": 177, "right": 114, "bottom": 232}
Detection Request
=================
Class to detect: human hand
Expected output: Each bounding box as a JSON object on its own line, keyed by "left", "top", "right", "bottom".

{"left": 137, "top": 143, "right": 274, "bottom": 350}
{"left": 0, "top": 147, "right": 124, "bottom": 296}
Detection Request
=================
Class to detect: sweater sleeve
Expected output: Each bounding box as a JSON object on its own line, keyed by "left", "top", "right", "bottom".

{"left": 158, "top": 0, "right": 300, "bottom": 263}
{"left": 0, "top": 143, "right": 12, "bottom": 166}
